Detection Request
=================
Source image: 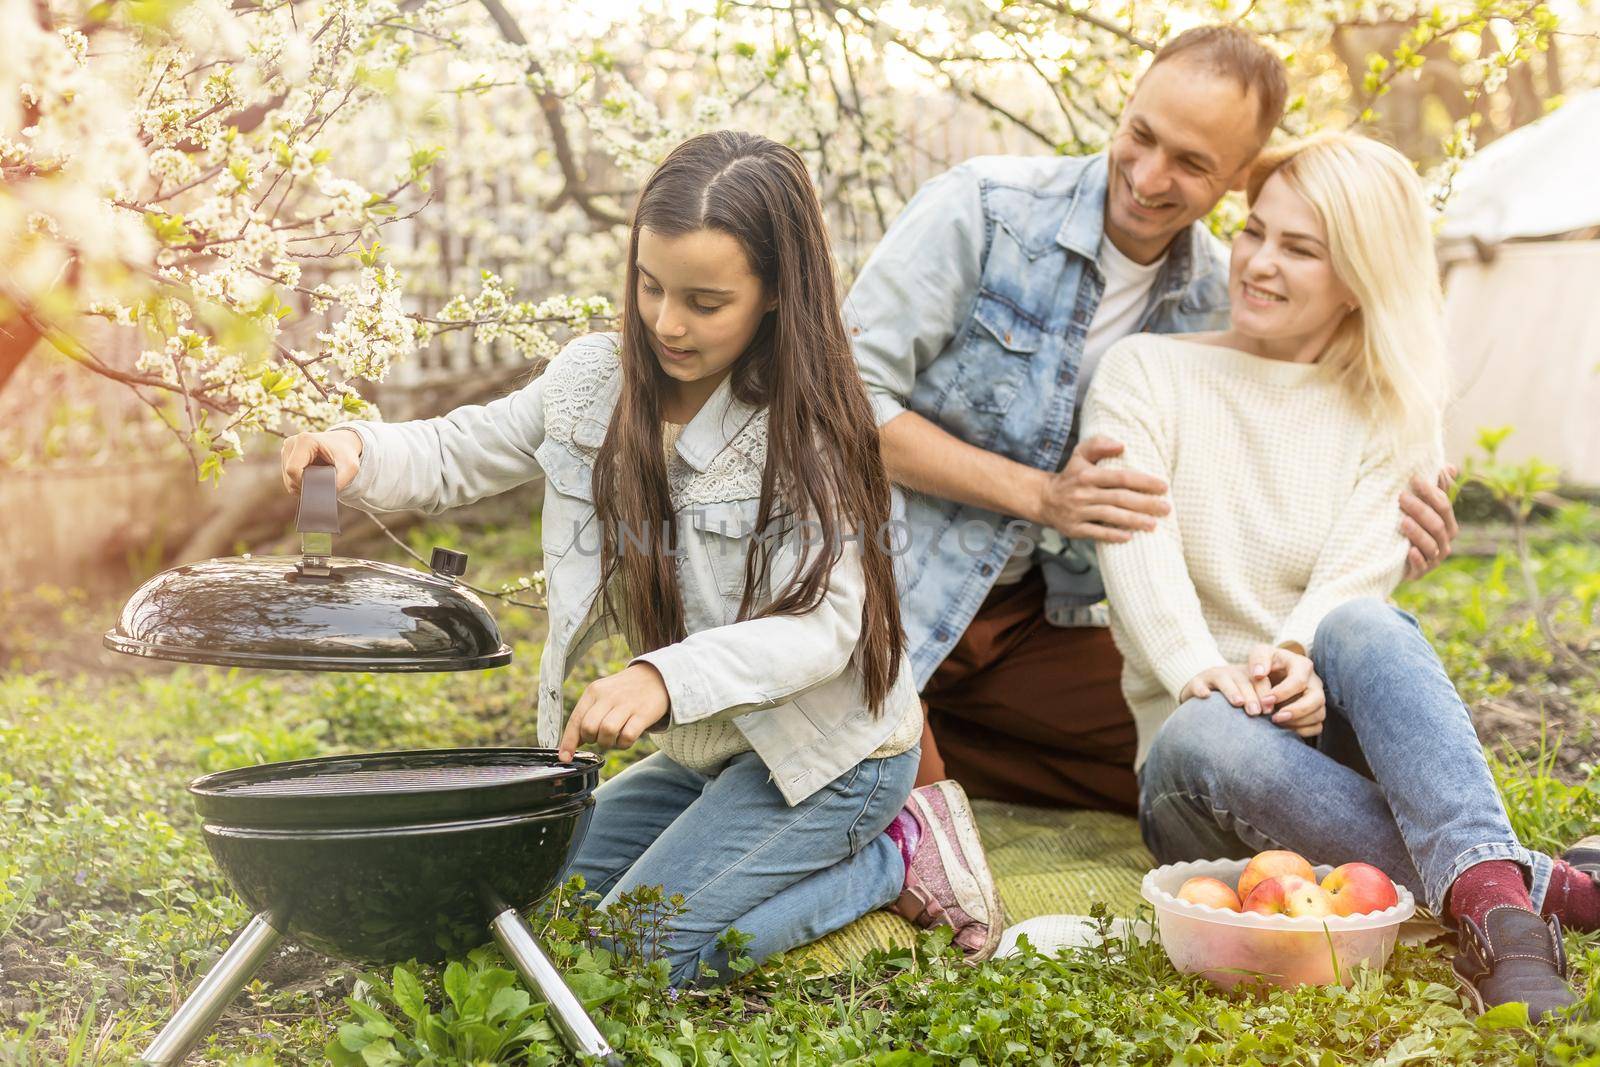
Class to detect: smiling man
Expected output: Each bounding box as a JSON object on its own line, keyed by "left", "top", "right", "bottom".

{"left": 846, "top": 25, "right": 1461, "bottom": 812}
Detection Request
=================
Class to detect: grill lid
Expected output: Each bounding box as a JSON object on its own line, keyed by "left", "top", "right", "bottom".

{"left": 103, "top": 463, "right": 512, "bottom": 673}
{"left": 191, "top": 748, "right": 601, "bottom": 828}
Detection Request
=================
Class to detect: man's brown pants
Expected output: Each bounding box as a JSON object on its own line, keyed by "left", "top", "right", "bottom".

{"left": 914, "top": 567, "right": 1140, "bottom": 814}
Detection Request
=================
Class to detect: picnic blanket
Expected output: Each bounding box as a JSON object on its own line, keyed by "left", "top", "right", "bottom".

{"left": 792, "top": 801, "right": 1153, "bottom": 972}
{"left": 788, "top": 801, "right": 1450, "bottom": 972}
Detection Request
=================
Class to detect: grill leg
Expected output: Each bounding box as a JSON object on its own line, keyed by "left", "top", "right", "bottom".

{"left": 139, "top": 912, "right": 284, "bottom": 1066}
{"left": 489, "top": 908, "right": 623, "bottom": 1066}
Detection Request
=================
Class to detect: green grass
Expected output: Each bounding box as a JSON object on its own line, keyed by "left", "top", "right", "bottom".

{"left": 2, "top": 507, "right": 1598, "bottom": 1065}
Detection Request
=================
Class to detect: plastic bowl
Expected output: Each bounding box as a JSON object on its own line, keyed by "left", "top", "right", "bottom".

{"left": 1141, "top": 858, "right": 1416, "bottom": 990}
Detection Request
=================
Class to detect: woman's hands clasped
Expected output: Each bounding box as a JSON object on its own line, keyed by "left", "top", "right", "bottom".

{"left": 1181, "top": 643, "right": 1326, "bottom": 737}
{"left": 280, "top": 428, "right": 364, "bottom": 494}
{"left": 557, "top": 663, "right": 672, "bottom": 762}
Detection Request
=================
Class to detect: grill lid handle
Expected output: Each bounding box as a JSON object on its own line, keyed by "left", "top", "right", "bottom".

{"left": 296, "top": 462, "right": 342, "bottom": 577}
{"left": 296, "top": 462, "right": 342, "bottom": 535}
{"left": 430, "top": 547, "right": 468, "bottom": 579}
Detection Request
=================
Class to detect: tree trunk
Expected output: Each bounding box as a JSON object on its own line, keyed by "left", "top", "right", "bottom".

{"left": 172, "top": 462, "right": 299, "bottom": 564}
{"left": 0, "top": 316, "right": 42, "bottom": 396}
{"left": 1507, "top": 62, "right": 1542, "bottom": 130}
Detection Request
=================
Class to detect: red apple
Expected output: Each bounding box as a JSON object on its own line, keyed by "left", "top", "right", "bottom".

{"left": 1320, "top": 862, "right": 1399, "bottom": 916}
{"left": 1176, "top": 876, "right": 1243, "bottom": 911}
{"left": 1237, "top": 850, "right": 1317, "bottom": 901}
{"left": 1242, "top": 874, "right": 1335, "bottom": 918}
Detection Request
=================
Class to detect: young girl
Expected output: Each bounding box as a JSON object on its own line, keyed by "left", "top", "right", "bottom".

{"left": 1083, "top": 132, "right": 1596, "bottom": 1019}
{"left": 280, "top": 131, "right": 1002, "bottom": 985}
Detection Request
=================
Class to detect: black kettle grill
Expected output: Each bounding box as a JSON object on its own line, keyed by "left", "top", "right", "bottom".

{"left": 105, "top": 465, "right": 621, "bottom": 1065}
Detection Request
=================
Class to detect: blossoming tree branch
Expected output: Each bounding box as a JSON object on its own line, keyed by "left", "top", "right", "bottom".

{"left": 1, "top": 0, "right": 1563, "bottom": 486}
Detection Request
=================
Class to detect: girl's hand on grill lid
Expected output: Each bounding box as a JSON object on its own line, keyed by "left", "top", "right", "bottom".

{"left": 280, "top": 429, "right": 364, "bottom": 494}
{"left": 558, "top": 663, "right": 671, "bottom": 761}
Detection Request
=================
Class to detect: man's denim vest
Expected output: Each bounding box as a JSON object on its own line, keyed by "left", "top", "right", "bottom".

{"left": 845, "top": 152, "right": 1231, "bottom": 688}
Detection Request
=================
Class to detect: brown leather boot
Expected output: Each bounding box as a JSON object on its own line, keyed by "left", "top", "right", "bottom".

{"left": 1452, "top": 906, "right": 1579, "bottom": 1021}
{"left": 1563, "top": 834, "right": 1600, "bottom": 881}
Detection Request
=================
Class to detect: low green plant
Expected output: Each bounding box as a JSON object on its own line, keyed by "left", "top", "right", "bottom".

{"left": 194, "top": 717, "right": 329, "bottom": 771}
{"left": 325, "top": 880, "right": 657, "bottom": 1066}
{"left": 1460, "top": 428, "right": 1600, "bottom": 686}
{"left": 330, "top": 954, "right": 563, "bottom": 1066}
{"left": 5, "top": 511, "right": 1599, "bottom": 1064}
{"left": 1492, "top": 727, "right": 1600, "bottom": 855}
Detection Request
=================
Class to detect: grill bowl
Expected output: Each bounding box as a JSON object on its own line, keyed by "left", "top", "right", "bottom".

{"left": 191, "top": 749, "right": 601, "bottom": 962}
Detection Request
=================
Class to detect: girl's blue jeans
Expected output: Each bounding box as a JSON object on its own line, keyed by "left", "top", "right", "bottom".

{"left": 565, "top": 745, "right": 917, "bottom": 986}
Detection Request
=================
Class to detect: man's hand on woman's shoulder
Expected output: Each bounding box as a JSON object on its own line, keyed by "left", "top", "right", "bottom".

{"left": 1400, "top": 465, "right": 1460, "bottom": 580}
{"left": 1035, "top": 434, "right": 1171, "bottom": 543}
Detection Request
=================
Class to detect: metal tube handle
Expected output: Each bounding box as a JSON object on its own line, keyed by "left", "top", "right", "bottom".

{"left": 489, "top": 909, "right": 623, "bottom": 1067}
{"left": 139, "top": 912, "right": 284, "bottom": 1066}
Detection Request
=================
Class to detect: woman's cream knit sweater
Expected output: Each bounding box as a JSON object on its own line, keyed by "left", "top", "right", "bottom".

{"left": 1080, "top": 334, "right": 1433, "bottom": 770}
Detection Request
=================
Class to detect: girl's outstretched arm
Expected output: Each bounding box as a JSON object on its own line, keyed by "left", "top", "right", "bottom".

{"left": 331, "top": 335, "right": 602, "bottom": 514}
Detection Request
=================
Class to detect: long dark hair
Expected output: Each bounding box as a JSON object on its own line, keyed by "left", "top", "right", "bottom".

{"left": 592, "top": 130, "right": 903, "bottom": 710}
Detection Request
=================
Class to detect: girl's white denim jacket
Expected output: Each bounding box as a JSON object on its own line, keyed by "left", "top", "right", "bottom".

{"left": 335, "top": 332, "right": 918, "bottom": 805}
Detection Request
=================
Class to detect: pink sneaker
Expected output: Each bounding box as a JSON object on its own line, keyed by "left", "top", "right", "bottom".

{"left": 886, "top": 780, "right": 1004, "bottom": 961}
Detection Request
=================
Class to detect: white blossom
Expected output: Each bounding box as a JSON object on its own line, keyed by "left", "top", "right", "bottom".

{"left": 0, "top": 0, "right": 1576, "bottom": 477}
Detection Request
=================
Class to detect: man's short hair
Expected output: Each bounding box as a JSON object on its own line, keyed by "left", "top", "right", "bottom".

{"left": 1145, "top": 25, "right": 1288, "bottom": 143}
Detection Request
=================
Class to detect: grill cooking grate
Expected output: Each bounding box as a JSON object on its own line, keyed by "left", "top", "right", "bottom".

{"left": 214, "top": 761, "right": 570, "bottom": 797}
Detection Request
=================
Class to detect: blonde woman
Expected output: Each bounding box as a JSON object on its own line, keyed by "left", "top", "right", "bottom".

{"left": 1081, "top": 132, "right": 1596, "bottom": 1019}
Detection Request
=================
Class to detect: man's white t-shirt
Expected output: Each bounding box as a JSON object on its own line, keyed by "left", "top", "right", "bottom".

{"left": 994, "top": 236, "right": 1166, "bottom": 586}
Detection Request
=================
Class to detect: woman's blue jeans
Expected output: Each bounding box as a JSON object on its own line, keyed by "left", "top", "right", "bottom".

{"left": 565, "top": 746, "right": 916, "bottom": 986}
{"left": 1138, "top": 598, "right": 1552, "bottom": 917}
